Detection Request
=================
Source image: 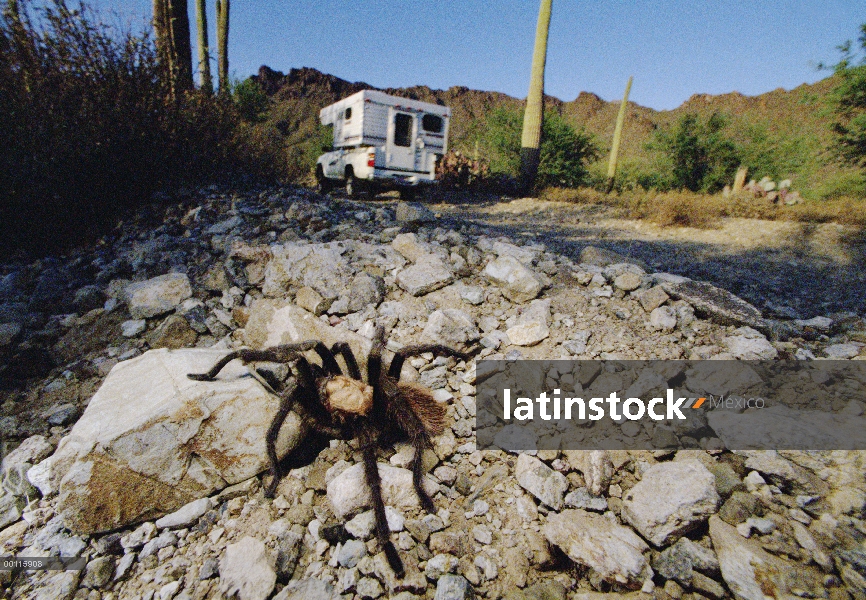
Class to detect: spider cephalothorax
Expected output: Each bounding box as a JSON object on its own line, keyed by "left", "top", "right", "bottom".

{"left": 188, "top": 326, "right": 473, "bottom": 578}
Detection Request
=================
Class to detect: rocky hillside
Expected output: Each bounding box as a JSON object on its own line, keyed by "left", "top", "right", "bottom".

{"left": 0, "top": 185, "right": 865, "bottom": 599}
{"left": 249, "top": 67, "right": 857, "bottom": 196}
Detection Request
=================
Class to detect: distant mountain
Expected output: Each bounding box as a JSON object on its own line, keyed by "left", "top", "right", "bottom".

{"left": 247, "top": 66, "right": 858, "bottom": 197}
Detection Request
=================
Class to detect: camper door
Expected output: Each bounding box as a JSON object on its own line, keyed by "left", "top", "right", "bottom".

{"left": 386, "top": 107, "right": 416, "bottom": 172}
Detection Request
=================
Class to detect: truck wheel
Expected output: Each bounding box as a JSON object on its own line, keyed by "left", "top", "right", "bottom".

{"left": 316, "top": 166, "right": 332, "bottom": 194}
{"left": 345, "top": 172, "right": 363, "bottom": 199}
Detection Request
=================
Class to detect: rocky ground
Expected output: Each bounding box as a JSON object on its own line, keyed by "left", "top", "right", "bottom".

{"left": 432, "top": 195, "right": 866, "bottom": 319}
{"left": 0, "top": 185, "right": 864, "bottom": 600}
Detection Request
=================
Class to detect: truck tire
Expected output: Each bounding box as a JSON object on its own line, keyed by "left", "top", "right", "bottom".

{"left": 345, "top": 171, "right": 363, "bottom": 199}
{"left": 316, "top": 166, "right": 332, "bottom": 194}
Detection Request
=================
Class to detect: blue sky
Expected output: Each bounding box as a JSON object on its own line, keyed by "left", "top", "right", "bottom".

{"left": 104, "top": 0, "right": 866, "bottom": 111}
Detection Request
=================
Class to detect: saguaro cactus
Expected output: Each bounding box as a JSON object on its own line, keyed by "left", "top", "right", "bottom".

{"left": 195, "top": 0, "right": 212, "bottom": 93}
{"left": 518, "top": 0, "right": 553, "bottom": 195}
{"left": 153, "top": 0, "right": 193, "bottom": 96}
{"left": 168, "top": 0, "right": 193, "bottom": 91}
{"left": 216, "top": 0, "right": 229, "bottom": 96}
{"left": 153, "top": 0, "right": 171, "bottom": 82}
{"left": 605, "top": 76, "right": 633, "bottom": 193}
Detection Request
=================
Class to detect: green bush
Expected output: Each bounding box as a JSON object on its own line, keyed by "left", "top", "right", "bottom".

{"left": 0, "top": 0, "right": 239, "bottom": 256}
{"left": 827, "top": 24, "right": 866, "bottom": 169}
{"left": 482, "top": 107, "right": 597, "bottom": 188}
{"left": 232, "top": 77, "right": 270, "bottom": 122}
{"left": 650, "top": 113, "right": 740, "bottom": 192}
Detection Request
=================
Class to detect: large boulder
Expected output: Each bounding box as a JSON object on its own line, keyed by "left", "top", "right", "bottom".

{"left": 659, "top": 279, "right": 765, "bottom": 330}
{"left": 39, "top": 348, "right": 304, "bottom": 534}
{"left": 483, "top": 255, "right": 545, "bottom": 304}
{"left": 544, "top": 509, "right": 650, "bottom": 588}
{"left": 124, "top": 273, "right": 193, "bottom": 319}
{"left": 621, "top": 460, "right": 719, "bottom": 547}
{"left": 262, "top": 242, "right": 354, "bottom": 300}
{"left": 243, "top": 299, "right": 374, "bottom": 373}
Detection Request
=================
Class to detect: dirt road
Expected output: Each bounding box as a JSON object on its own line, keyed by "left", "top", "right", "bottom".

{"left": 432, "top": 196, "right": 866, "bottom": 320}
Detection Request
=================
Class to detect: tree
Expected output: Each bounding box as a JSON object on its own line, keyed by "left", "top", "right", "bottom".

{"left": 215, "top": 0, "right": 229, "bottom": 96}
{"left": 195, "top": 0, "right": 211, "bottom": 93}
{"left": 485, "top": 107, "right": 597, "bottom": 189}
{"left": 651, "top": 113, "right": 740, "bottom": 192}
{"left": 829, "top": 23, "right": 866, "bottom": 169}
{"left": 518, "top": 0, "right": 552, "bottom": 194}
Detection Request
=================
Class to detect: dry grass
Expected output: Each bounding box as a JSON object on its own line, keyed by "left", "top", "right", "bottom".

{"left": 538, "top": 187, "right": 865, "bottom": 230}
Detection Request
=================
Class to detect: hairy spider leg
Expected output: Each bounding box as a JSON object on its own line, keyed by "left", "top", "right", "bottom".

{"left": 360, "top": 424, "right": 405, "bottom": 579}
{"left": 186, "top": 343, "right": 320, "bottom": 381}
{"left": 410, "top": 428, "right": 436, "bottom": 514}
{"left": 386, "top": 345, "right": 472, "bottom": 380}
{"left": 330, "top": 342, "right": 362, "bottom": 380}
{"left": 264, "top": 377, "right": 299, "bottom": 499}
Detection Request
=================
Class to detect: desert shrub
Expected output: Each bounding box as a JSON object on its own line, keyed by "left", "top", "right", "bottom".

{"left": 650, "top": 113, "right": 740, "bottom": 193}
{"left": 827, "top": 24, "right": 866, "bottom": 169}
{"left": 0, "top": 0, "right": 239, "bottom": 257}
{"left": 232, "top": 77, "right": 270, "bottom": 122}
{"left": 482, "top": 107, "right": 598, "bottom": 188}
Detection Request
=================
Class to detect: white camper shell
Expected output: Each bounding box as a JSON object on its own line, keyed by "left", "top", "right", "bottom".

{"left": 316, "top": 90, "right": 451, "bottom": 198}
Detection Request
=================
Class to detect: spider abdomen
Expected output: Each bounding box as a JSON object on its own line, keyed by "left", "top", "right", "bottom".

{"left": 396, "top": 381, "right": 446, "bottom": 436}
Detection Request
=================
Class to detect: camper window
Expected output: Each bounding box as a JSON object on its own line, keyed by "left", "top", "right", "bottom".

{"left": 344, "top": 107, "right": 352, "bottom": 121}
{"left": 394, "top": 113, "right": 412, "bottom": 147}
{"left": 422, "top": 114, "right": 443, "bottom": 134}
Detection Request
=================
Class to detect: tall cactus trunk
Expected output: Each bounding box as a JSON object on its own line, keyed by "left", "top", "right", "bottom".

{"left": 169, "top": 0, "right": 193, "bottom": 92}
{"left": 195, "top": 0, "right": 212, "bottom": 94}
{"left": 216, "top": 0, "right": 229, "bottom": 96}
{"left": 153, "top": 0, "right": 172, "bottom": 92}
{"left": 154, "top": 0, "right": 193, "bottom": 97}
{"left": 605, "top": 76, "right": 633, "bottom": 194}
{"left": 518, "top": 0, "right": 553, "bottom": 195}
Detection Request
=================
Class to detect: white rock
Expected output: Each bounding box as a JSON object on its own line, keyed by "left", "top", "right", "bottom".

{"left": 824, "top": 343, "right": 861, "bottom": 359}
{"left": 261, "top": 242, "right": 353, "bottom": 300}
{"left": 515, "top": 454, "right": 567, "bottom": 510}
{"left": 622, "top": 460, "right": 720, "bottom": 547}
{"left": 491, "top": 241, "right": 541, "bottom": 264}
{"left": 243, "top": 299, "right": 373, "bottom": 372}
{"left": 47, "top": 348, "right": 304, "bottom": 534}
{"left": 391, "top": 232, "right": 432, "bottom": 262}
{"left": 794, "top": 316, "right": 833, "bottom": 331}
{"left": 27, "top": 459, "right": 54, "bottom": 497}
{"left": 155, "top": 497, "right": 212, "bottom": 529}
{"left": 2, "top": 435, "right": 53, "bottom": 473}
{"left": 709, "top": 515, "right": 820, "bottom": 600}
{"left": 396, "top": 255, "right": 454, "bottom": 296}
{"left": 649, "top": 306, "right": 677, "bottom": 331}
{"left": 120, "top": 319, "right": 146, "bottom": 337}
{"left": 220, "top": 536, "right": 276, "bottom": 600}
{"left": 124, "top": 273, "right": 192, "bottom": 319}
{"left": 723, "top": 333, "right": 778, "bottom": 360}
{"left": 505, "top": 299, "right": 551, "bottom": 346}
{"left": 420, "top": 309, "right": 480, "bottom": 349}
{"left": 563, "top": 450, "right": 613, "bottom": 496}
{"left": 326, "top": 463, "right": 438, "bottom": 519}
{"left": 544, "top": 509, "right": 650, "bottom": 588}
{"left": 483, "top": 255, "right": 545, "bottom": 304}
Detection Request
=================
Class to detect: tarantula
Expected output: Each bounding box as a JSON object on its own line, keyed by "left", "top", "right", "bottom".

{"left": 187, "top": 326, "right": 473, "bottom": 578}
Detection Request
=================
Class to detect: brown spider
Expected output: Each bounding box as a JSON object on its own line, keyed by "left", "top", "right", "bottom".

{"left": 188, "top": 325, "right": 473, "bottom": 578}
